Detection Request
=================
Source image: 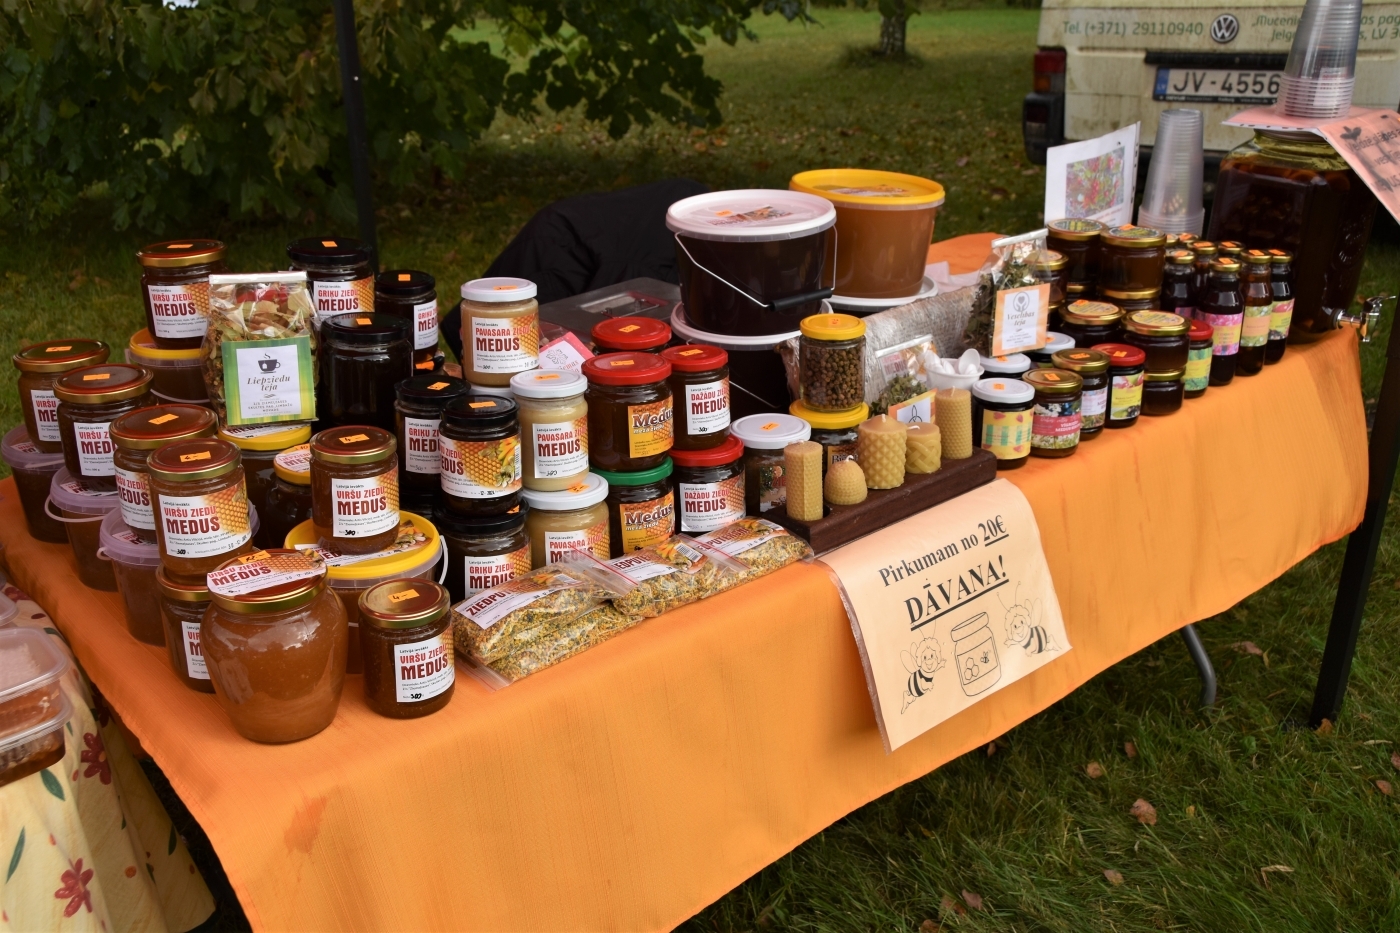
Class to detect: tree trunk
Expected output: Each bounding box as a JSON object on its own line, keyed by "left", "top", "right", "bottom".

{"left": 877, "top": 1, "right": 907, "bottom": 58}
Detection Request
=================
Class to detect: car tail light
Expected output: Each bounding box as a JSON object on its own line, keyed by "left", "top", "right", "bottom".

{"left": 1033, "top": 49, "right": 1066, "bottom": 94}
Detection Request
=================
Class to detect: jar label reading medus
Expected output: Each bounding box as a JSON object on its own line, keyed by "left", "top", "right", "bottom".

{"left": 393, "top": 629, "right": 455, "bottom": 704}
{"left": 628, "top": 399, "right": 674, "bottom": 459}
{"left": 620, "top": 491, "right": 676, "bottom": 552}
{"left": 311, "top": 277, "right": 373, "bottom": 324}
{"left": 157, "top": 487, "right": 252, "bottom": 558}
{"left": 74, "top": 421, "right": 115, "bottom": 477}
{"left": 1031, "top": 401, "right": 1081, "bottom": 450}
{"left": 330, "top": 471, "right": 400, "bottom": 539}
{"left": 403, "top": 417, "right": 442, "bottom": 475}
{"left": 30, "top": 389, "right": 60, "bottom": 443}
{"left": 684, "top": 379, "right": 731, "bottom": 437}
{"left": 182, "top": 621, "right": 210, "bottom": 680}
{"left": 544, "top": 522, "right": 609, "bottom": 564}
{"left": 440, "top": 436, "right": 522, "bottom": 499}
{"left": 678, "top": 475, "right": 745, "bottom": 533}
{"left": 980, "top": 410, "right": 1031, "bottom": 460}
{"left": 115, "top": 466, "right": 156, "bottom": 530}
{"left": 532, "top": 418, "right": 588, "bottom": 480}
{"left": 146, "top": 282, "right": 209, "bottom": 341}
{"left": 463, "top": 546, "right": 532, "bottom": 596}
{"left": 470, "top": 313, "right": 539, "bottom": 373}
{"left": 413, "top": 298, "right": 440, "bottom": 351}
{"left": 1203, "top": 312, "right": 1242, "bottom": 356}
{"left": 1110, "top": 374, "right": 1143, "bottom": 422}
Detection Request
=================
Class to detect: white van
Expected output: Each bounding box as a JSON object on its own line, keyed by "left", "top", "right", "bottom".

{"left": 1022, "top": 0, "right": 1400, "bottom": 161}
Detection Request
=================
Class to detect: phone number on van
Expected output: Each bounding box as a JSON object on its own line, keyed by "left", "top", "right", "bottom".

{"left": 1062, "top": 20, "right": 1205, "bottom": 38}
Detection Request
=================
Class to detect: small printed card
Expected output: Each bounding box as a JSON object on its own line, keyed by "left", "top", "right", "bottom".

{"left": 221, "top": 336, "right": 315, "bottom": 425}
{"left": 992, "top": 283, "right": 1050, "bottom": 356}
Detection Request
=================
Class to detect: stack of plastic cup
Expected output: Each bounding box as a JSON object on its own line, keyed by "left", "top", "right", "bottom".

{"left": 1138, "top": 109, "right": 1205, "bottom": 235}
{"left": 1276, "top": 0, "right": 1360, "bottom": 119}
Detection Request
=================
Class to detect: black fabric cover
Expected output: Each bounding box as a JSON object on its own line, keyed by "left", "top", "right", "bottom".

{"left": 442, "top": 178, "right": 709, "bottom": 363}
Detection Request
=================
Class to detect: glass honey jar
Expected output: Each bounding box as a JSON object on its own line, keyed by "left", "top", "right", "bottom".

{"left": 1098, "top": 225, "right": 1166, "bottom": 294}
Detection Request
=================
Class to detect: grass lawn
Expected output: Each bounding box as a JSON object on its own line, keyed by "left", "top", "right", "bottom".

{"left": 7, "top": 5, "right": 1400, "bottom": 932}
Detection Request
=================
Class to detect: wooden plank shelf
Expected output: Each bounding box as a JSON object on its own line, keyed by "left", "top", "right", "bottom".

{"left": 768, "top": 449, "right": 998, "bottom": 554}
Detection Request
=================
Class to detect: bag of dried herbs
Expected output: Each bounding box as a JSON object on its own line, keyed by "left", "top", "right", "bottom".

{"left": 961, "top": 229, "right": 1050, "bottom": 356}
{"left": 451, "top": 563, "right": 635, "bottom": 682}
{"left": 698, "top": 518, "right": 814, "bottom": 589}
{"left": 204, "top": 272, "right": 318, "bottom": 426}
{"left": 602, "top": 535, "right": 746, "bottom": 619}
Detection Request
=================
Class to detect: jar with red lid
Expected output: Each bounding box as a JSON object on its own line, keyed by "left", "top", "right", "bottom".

{"left": 1093, "top": 343, "right": 1146, "bottom": 429}
{"left": 12, "top": 340, "right": 111, "bottom": 453}
{"left": 147, "top": 438, "right": 255, "bottom": 581}
{"left": 660, "top": 344, "right": 730, "bottom": 451}
{"left": 583, "top": 352, "right": 674, "bottom": 472}
{"left": 136, "top": 239, "right": 228, "bottom": 349}
{"left": 1184, "top": 319, "right": 1213, "bottom": 399}
{"left": 670, "top": 435, "right": 745, "bottom": 534}
{"left": 286, "top": 237, "right": 374, "bottom": 326}
{"left": 591, "top": 317, "right": 673, "bottom": 354}
{"left": 53, "top": 364, "right": 155, "bottom": 491}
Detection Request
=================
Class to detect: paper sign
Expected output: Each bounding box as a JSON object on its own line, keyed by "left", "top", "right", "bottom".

{"left": 822, "top": 479, "right": 1070, "bottom": 752}
{"left": 888, "top": 390, "right": 935, "bottom": 424}
{"left": 1044, "top": 124, "right": 1140, "bottom": 227}
{"left": 1315, "top": 109, "right": 1400, "bottom": 225}
{"left": 992, "top": 283, "right": 1050, "bottom": 356}
{"left": 1223, "top": 104, "right": 1371, "bottom": 135}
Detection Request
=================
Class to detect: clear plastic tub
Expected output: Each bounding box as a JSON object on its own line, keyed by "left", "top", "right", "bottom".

{"left": 2, "top": 425, "right": 67, "bottom": 543}
{"left": 47, "top": 467, "right": 121, "bottom": 590}
{"left": 0, "top": 595, "right": 16, "bottom": 628}
{"left": 283, "top": 511, "right": 443, "bottom": 675}
{"left": 125, "top": 328, "right": 209, "bottom": 403}
{"left": 98, "top": 510, "right": 166, "bottom": 646}
{"left": 0, "top": 627, "right": 72, "bottom": 789}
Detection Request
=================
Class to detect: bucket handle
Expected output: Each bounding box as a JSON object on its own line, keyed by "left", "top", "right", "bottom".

{"left": 96, "top": 547, "right": 111, "bottom": 562}
{"left": 674, "top": 227, "right": 838, "bottom": 314}
{"left": 437, "top": 538, "right": 449, "bottom": 586}
{"left": 45, "top": 496, "right": 106, "bottom": 524}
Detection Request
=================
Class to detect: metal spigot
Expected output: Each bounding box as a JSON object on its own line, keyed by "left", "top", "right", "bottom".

{"left": 1331, "top": 295, "right": 1393, "bottom": 343}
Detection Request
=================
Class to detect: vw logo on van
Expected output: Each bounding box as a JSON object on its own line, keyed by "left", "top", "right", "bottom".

{"left": 1211, "top": 13, "right": 1240, "bottom": 43}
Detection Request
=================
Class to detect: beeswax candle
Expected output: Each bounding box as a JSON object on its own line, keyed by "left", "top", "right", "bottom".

{"left": 905, "top": 422, "right": 941, "bottom": 474}
{"left": 824, "top": 459, "right": 867, "bottom": 505}
{"left": 784, "top": 441, "right": 824, "bottom": 521}
{"left": 935, "top": 388, "right": 972, "bottom": 459}
{"left": 857, "top": 414, "right": 907, "bottom": 489}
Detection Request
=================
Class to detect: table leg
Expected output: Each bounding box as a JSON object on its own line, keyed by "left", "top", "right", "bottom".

{"left": 1310, "top": 305, "right": 1400, "bottom": 727}
{"left": 1179, "top": 624, "right": 1216, "bottom": 707}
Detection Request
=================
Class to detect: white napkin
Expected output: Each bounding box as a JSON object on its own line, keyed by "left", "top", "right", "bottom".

{"left": 920, "top": 347, "right": 984, "bottom": 391}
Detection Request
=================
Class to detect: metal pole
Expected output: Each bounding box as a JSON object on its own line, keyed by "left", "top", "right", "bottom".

{"left": 1179, "top": 624, "right": 1216, "bottom": 708}
{"left": 331, "top": 0, "right": 378, "bottom": 265}
{"left": 1309, "top": 305, "right": 1400, "bottom": 727}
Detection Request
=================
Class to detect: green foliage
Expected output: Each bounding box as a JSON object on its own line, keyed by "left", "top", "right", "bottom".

{"left": 0, "top": 0, "right": 805, "bottom": 232}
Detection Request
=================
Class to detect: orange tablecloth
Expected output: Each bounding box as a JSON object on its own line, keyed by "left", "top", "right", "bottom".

{"left": 0, "top": 243, "right": 1367, "bottom": 932}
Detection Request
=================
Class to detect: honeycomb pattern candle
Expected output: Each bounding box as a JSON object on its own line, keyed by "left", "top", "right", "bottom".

{"left": 824, "top": 459, "right": 868, "bottom": 506}
{"left": 784, "top": 441, "right": 824, "bottom": 522}
{"left": 857, "top": 414, "right": 907, "bottom": 489}
{"left": 905, "top": 422, "right": 942, "bottom": 474}
{"left": 935, "top": 388, "right": 972, "bottom": 459}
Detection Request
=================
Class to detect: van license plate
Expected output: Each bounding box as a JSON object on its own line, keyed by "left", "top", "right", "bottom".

{"left": 1153, "top": 68, "right": 1280, "bottom": 105}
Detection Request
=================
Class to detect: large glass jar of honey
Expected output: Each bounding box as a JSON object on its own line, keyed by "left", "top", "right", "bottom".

{"left": 1209, "top": 131, "right": 1377, "bottom": 340}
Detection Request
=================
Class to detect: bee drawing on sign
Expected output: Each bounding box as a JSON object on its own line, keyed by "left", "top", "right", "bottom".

{"left": 900, "top": 635, "right": 946, "bottom": 713}
{"left": 1000, "top": 583, "right": 1058, "bottom": 656}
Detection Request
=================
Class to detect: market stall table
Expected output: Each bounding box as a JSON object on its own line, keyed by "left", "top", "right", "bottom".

{"left": 0, "top": 237, "right": 1367, "bottom": 932}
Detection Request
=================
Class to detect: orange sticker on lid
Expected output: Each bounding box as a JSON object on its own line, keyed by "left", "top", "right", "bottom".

{"left": 468, "top": 401, "right": 496, "bottom": 409}
{"left": 355, "top": 316, "right": 371, "bottom": 325}
{"left": 339, "top": 433, "right": 370, "bottom": 444}
{"left": 46, "top": 346, "right": 72, "bottom": 352}
{"left": 388, "top": 588, "right": 420, "bottom": 603}
{"left": 322, "top": 240, "right": 337, "bottom": 247}
{"left": 426, "top": 381, "right": 450, "bottom": 391}
{"left": 397, "top": 273, "right": 411, "bottom": 281}
{"left": 761, "top": 422, "right": 780, "bottom": 430}
{"left": 619, "top": 325, "right": 641, "bottom": 333}
{"left": 678, "top": 349, "right": 703, "bottom": 356}
{"left": 1112, "top": 350, "right": 1129, "bottom": 359}
{"left": 148, "top": 413, "right": 178, "bottom": 425}
{"left": 492, "top": 285, "right": 519, "bottom": 291}
{"left": 168, "top": 243, "right": 193, "bottom": 249}
{"left": 610, "top": 359, "right": 636, "bottom": 367}
{"left": 415, "top": 360, "right": 435, "bottom": 370}
{"left": 82, "top": 373, "right": 111, "bottom": 381}
{"left": 1043, "top": 373, "right": 1062, "bottom": 382}
{"left": 532, "top": 373, "right": 561, "bottom": 381}
{"left": 993, "top": 382, "right": 1006, "bottom": 390}
{"left": 237, "top": 550, "right": 272, "bottom": 564}
{"left": 567, "top": 481, "right": 589, "bottom": 493}
{"left": 179, "top": 450, "right": 212, "bottom": 463}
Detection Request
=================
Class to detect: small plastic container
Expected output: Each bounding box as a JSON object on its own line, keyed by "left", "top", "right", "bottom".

{"left": 1094, "top": 343, "right": 1147, "bottom": 429}
{"left": 283, "top": 512, "right": 441, "bottom": 676}
{"left": 54, "top": 363, "right": 155, "bottom": 491}
{"left": 510, "top": 369, "right": 590, "bottom": 491}
{"left": 136, "top": 239, "right": 227, "bottom": 348}
{"left": 359, "top": 580, "right": 455, "bottom": 720}
{"left": 321, "top": 313, "right": 415, "bottom": 432}
{"left": 799, "top": 313, "right": 866, "bottom": 412}
{"left": 439, "top": 394, "right": 522, "bottom": 516}
{"left": 1050, "top": 348, "right": 1110, "bottom": 439}
{"left": 12, "top": 339, "right": 111, "bottom": 453}
{"left": 788, "top": 399, "right": 866, "bottom": 476}
{"left": 460, "top": 277, "right": 540, "bottom": 386}
{"left": 156, "top": 568, "right": 215, "bottom": 693}
{"left": 2, "top": 425, "right": 68, "bottom": 543}
{"left": 47, "top": 467, "right": 122, "bottom": 590}
{"left": 978, "top": 353, "right": 1032, "bottom": 379}
{"left": 661, "top": 344, "right": 731, "bottom": 451}
{"left": 310, "top": 425, "right": 401, "bottom": 554}
{"left": 1185, "top": 319, "right": 1214, "bottom": 399}
{"left": 97, "top": 510, "right": 165, "bottom": 645}
{"left": 583, "top": 352, "right": 674, "bottom": 472}
{"left": 0, "top": 596, "right": 16, "bottom": 629}
{"left": 126, "top": 329, "right": 208, "bottom": 404}
{"left": 1124, "top": 311, "right": 1190, "bottom": 373}
{"left": 262, "top": 444, "right": 313, "bottom": 549}
{"left": 435, "top": 508, "right": 531, "bottom": 603}
{"left": 1058, "top": 301, "right": 1124, "bottom": 349}
{"left": 730, "top": 413, "right": 812, "bottom": 515}
{"left": 521, "top": 473, "right": 611, "bottom": 568}
{"left": 971, "top": 378, "right": 1035, "bottom": 470}
{"left": 591, "top": 317, "right": 673, "bottom": 353}
{"left": 1143, "top": 369, "right": 1186, "bottom": 416}
{"left": 670, "top": 435, "right": 746, "bottom": 534}
{"left": 375, "top": 269, "right": 441, "bottom": 371}
{"left": 395, "top": 374, "right": 470, "bottom": 496}
{"left": 219, "top": 423, "right": 313, "bottom": 549}
{"left": 0, "top": 628, "right": 73, "bottom": 789}
{"left": 593, "top": 459, "right": 676, "bottom": 557}
{"left": 1025, "top": 332, "right": 1075, "bottom": 368}
{"left": 1024, "top": 369, "right": 1083, "bottom": 459}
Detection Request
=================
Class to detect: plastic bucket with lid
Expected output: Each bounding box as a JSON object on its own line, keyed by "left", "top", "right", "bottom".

{"left": 667, "top": 190, "right": 837, "bottom": 337}
{"left": 790, "top": 169, "right": 945, "bottom": 301}
{"left": 97, "top": 510, "right": 165, "bottom": 646}
{"left": 126, "top": 328, "right": 209, "bottom": 403}
{"left": 283, "top": 511, "right": 443, "bottom": 674}
{"left": 0, "top": 628, "right": 73, "bottom": 789}
{"left": 2, "top": 425, "right": 67, "bottom": 543}
{"left": 47, "top": 467, "right": 122, "bottom": 591}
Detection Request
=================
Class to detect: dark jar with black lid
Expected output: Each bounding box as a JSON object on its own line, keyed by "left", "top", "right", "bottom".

{"left": 322, "top": 312, "right": 414, "bottom": 432}
{"left": 438, "top": 394, "right": 522, "bottom": 517}
{"left": 395, "top": 374, "right": 470, "bottom": 497}
{"left": 287, "top": 237, "right": 375, "bottom": 325}
{"left": 435, "top": 507, "right": 531, "bottom": 603}
{"left": 375, "top": 270, "right": 441, "bottom": 372}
